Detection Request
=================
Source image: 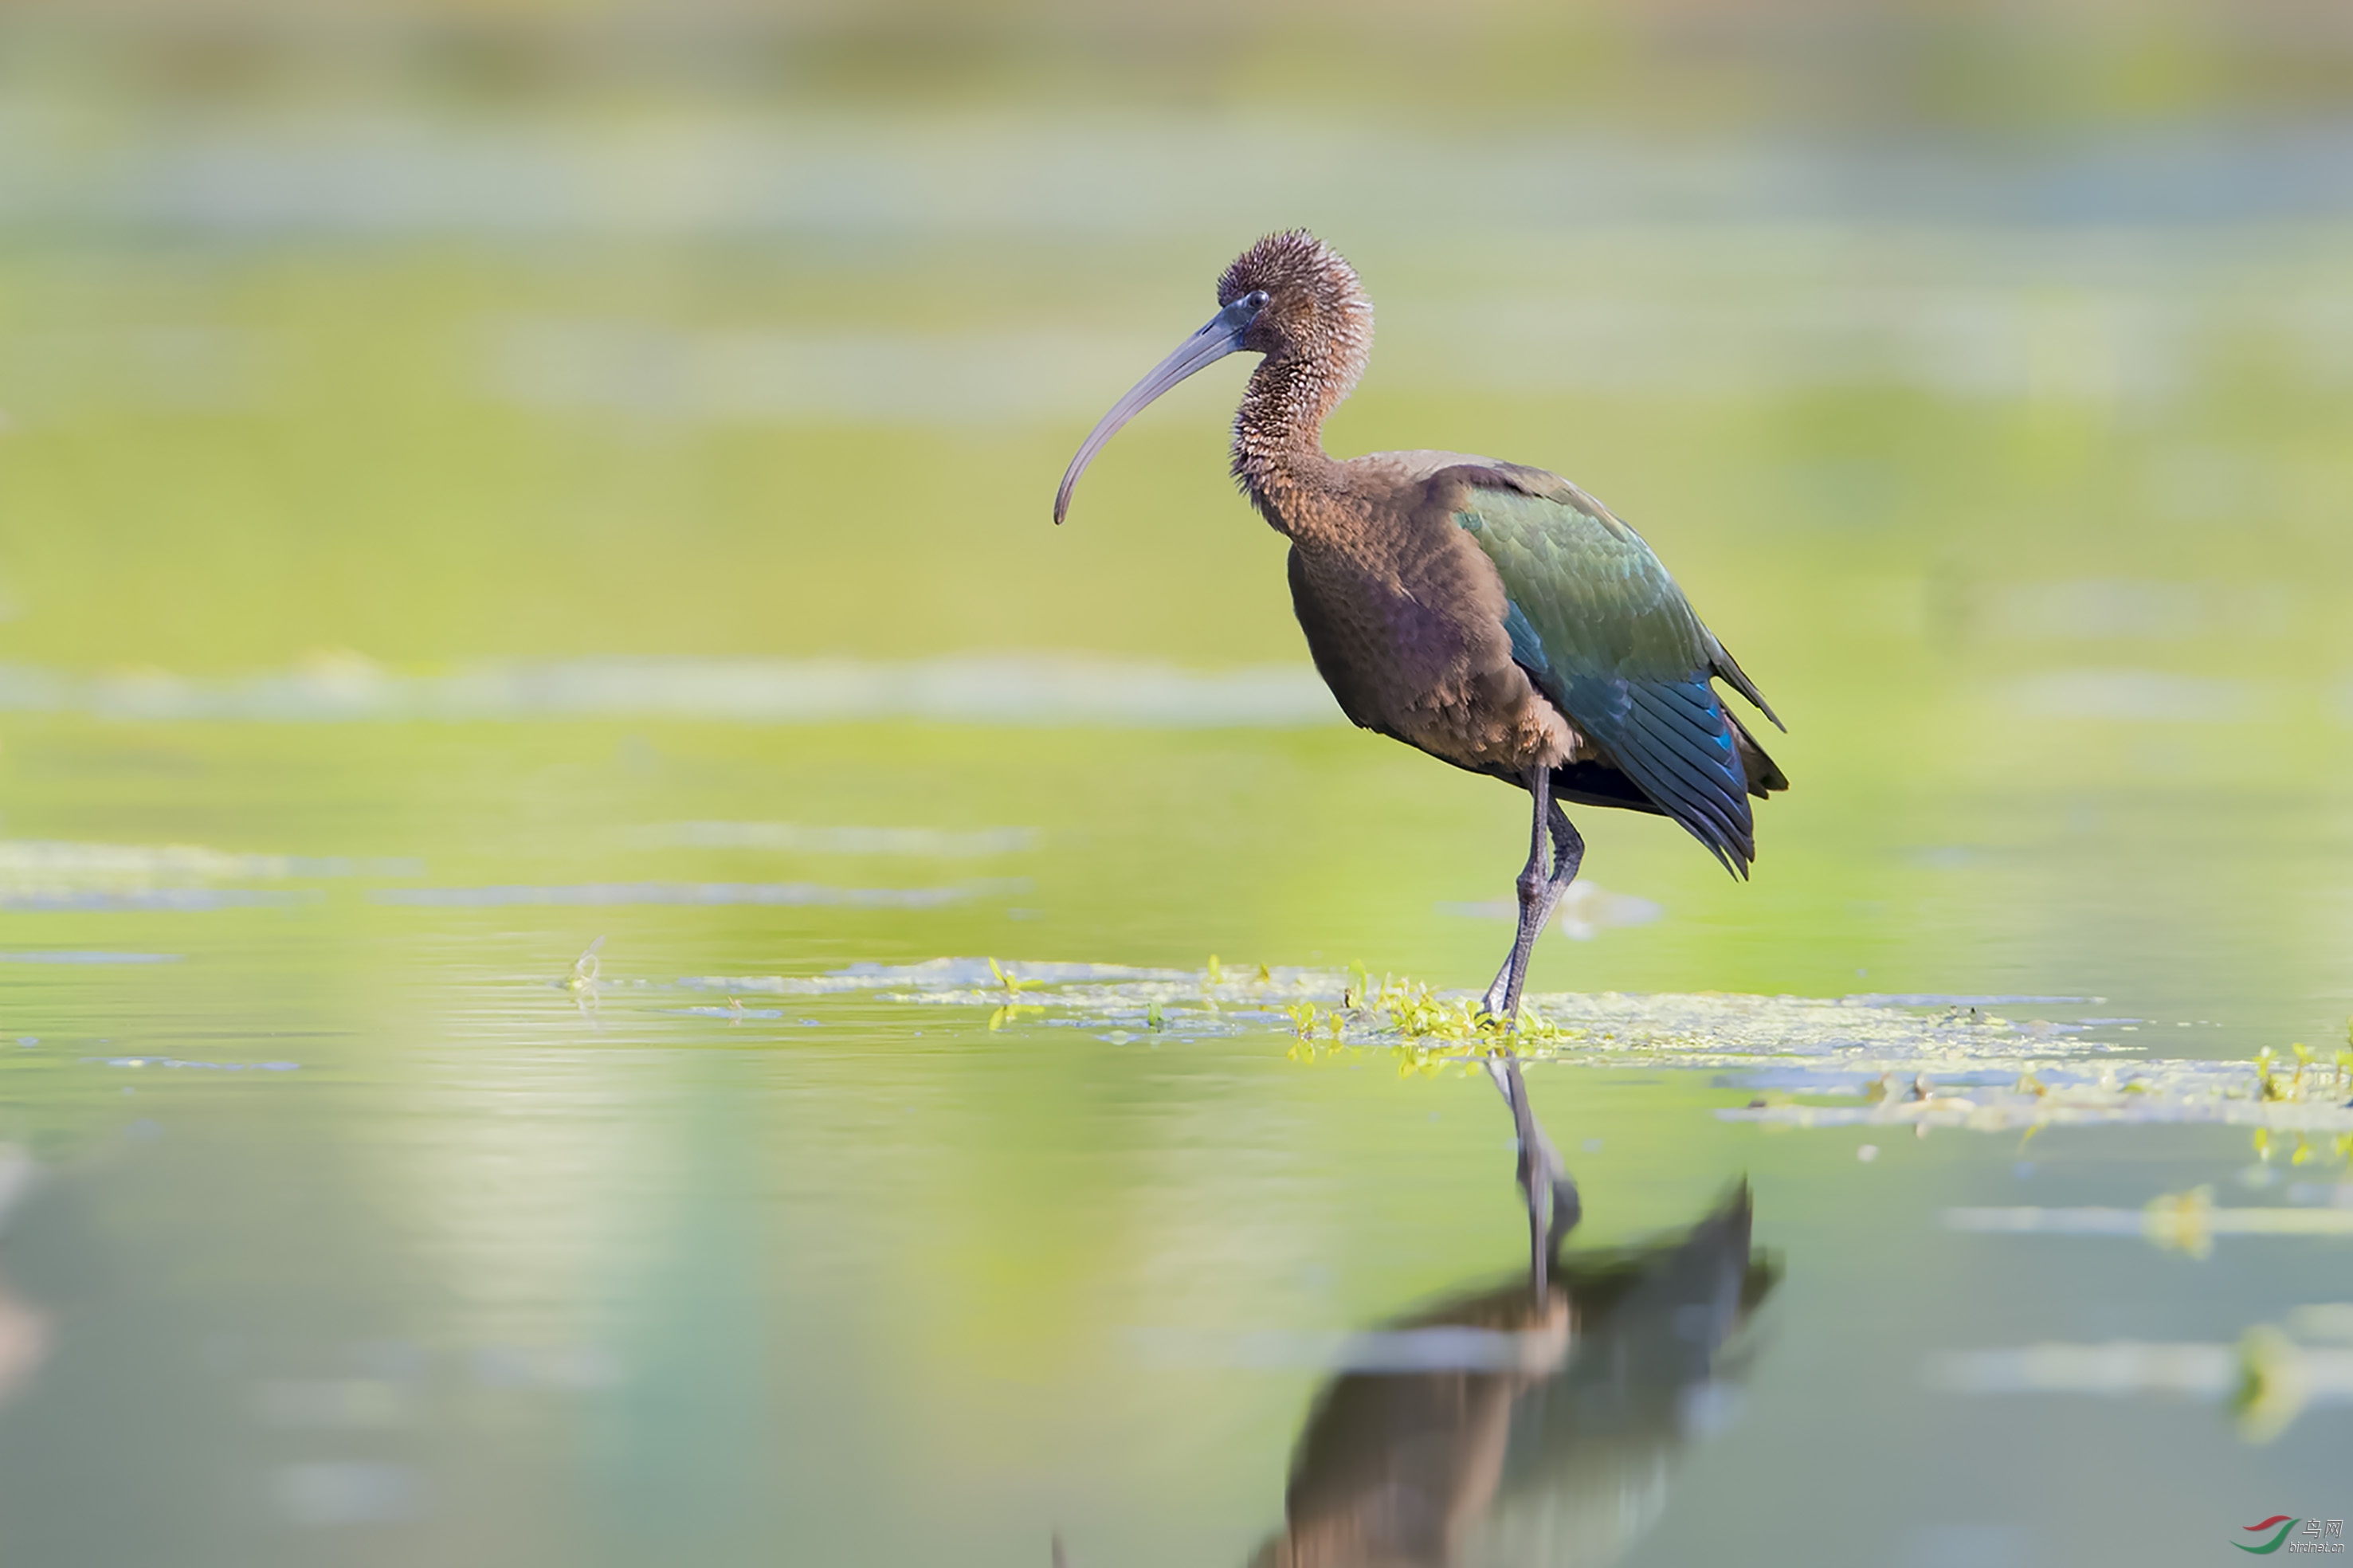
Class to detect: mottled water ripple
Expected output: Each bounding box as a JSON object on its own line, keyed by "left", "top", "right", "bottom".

{"left": 0, "top": 889, "right": 308, "bottom": 912}
{"left": 0, "top": 951, "right": 180, "bottom": 964}
{"left": 376, "top": 880, "right": 1022, "bottom": 909}
{"left": 91, "top": 1056, "right": 300, "bottom": 1072}
{"left": 0, "top": 656, "right": 1336, "bottom": 728}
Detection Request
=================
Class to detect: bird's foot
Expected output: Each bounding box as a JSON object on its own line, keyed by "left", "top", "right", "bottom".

{"left": 1520, "top": 1125, "right": 1583, "bottom": 1280}
{"left": 1545, "top": 1164, "right": 1582, "bottom": 1257}
{"left": 1477, "top": 963, "right": 1516, "bottom": 1025}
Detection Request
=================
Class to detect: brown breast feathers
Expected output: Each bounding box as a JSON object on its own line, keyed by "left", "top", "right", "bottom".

{"left": 1284, "top": 454, "right": 1583, "bottom": 777}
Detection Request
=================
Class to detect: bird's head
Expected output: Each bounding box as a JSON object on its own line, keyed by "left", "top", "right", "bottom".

{"left": 1217, "top": 229, "right": 1373, "bottom": 370}
{"left": 1054, "top": 229, "right": 1372, "bottom": 524}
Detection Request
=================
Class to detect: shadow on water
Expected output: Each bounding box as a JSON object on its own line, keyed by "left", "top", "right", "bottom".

{"left": 1247, "top": 1181, "right": 1778, "bottom": 1568}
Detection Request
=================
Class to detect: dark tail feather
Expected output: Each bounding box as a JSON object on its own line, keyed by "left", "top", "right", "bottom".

{"left": 1730, "top": 713, "right": 1788, "bottom": 798}
{"left": 1708, "top": 636, "right": 1783, "bottom": 731}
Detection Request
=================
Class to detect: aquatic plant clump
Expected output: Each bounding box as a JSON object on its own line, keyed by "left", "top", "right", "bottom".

{"left": 1725, "top": 1040, "right": 2353, "bottom": 1135}
{"left": 686, "top": 958, "right": 2072, "bottom": 1058}
{"left": 672, "top": 959, "right": 2353, "bottom": 1131}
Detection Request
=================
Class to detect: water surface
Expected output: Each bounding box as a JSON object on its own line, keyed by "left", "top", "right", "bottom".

{"left": 0, "top": 703, "right": 2345, "bottom": 1566}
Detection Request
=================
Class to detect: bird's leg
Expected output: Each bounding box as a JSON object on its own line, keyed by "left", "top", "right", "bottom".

{"left": 1480, "top": 773, "right": 1585, "bottom": 1021}
{"left": 1482, "top": 1054, "right": 1579, "bottom": 1301}
{"left": 1475, "top": 786, "right": 1587, "bottom": 1296}
{"left": 1529, "top": 802, "right": 1586, "bottom": 1259}
{"left": 1478, "top": 767, "right": 1554, "bottom": 1022}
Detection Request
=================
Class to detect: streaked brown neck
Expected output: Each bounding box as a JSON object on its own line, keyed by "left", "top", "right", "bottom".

{"left": 1232, "top": 339, "right": 1367, "bottom": 539}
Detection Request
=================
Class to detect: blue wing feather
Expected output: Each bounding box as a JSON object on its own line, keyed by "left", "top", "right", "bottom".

{"left": 1607, "top": 682, "right": 1751, "bottom": 869}
{"left": 1454, "top": 472, "right": 1770, "bottom": 875}
{"left": 1500, "top": 601, "right": 1553, "bottom": 684}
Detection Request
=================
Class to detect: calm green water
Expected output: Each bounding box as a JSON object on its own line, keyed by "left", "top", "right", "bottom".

{"left": 3, "top": 102, "right": 2353, "bottom": 1567}
{"left": 0, "top": 711, "right": 2346, "bottom": 1566}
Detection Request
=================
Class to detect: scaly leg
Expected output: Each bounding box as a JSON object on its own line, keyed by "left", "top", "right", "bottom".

{"left": 1474, "top": 772, "right": 1587, "bottom": 1296}
{"left": 1480, "top": 773, "right": 1586, "bottom": 1021}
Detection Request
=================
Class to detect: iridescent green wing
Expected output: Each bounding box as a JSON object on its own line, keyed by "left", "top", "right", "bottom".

{"left": 1453, "top": 467, "right": 1775, "bottom": 875}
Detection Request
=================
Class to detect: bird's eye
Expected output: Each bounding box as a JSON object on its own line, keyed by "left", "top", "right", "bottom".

{"left": 1245, "top": 290, "right": 1271, "bottom": 310}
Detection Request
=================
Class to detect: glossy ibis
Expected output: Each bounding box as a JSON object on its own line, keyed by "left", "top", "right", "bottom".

{"left": 1054, "top": 231, "right": 1786, "bottom": 1261}
{"left": 1248, "top": 1183, "right": 1777, "bottom": 1568}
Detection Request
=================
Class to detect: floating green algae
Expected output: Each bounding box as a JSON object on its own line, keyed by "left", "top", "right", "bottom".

{"left": 673, "top": 958, "right": 2353, "bottom": 1132}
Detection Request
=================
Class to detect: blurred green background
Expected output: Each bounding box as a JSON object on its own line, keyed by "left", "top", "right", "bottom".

{"left": 5, "top": 0, "right": 2353, "bottom": 1006}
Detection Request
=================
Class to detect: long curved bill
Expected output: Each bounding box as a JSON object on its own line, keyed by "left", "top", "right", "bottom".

{"left": 1053, "top": 290, "right": 1266, "bottom": 524}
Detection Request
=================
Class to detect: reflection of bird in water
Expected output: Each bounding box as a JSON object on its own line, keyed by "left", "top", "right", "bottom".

{"left": 1054, "top": 230, "right": 1786, "bottom": 1268}
{"left": 0, "top": 1146, "right": 52, "bottom": 1409}
{"left": 1248, "top": 1184, "right": 1778, "bottom": 1568}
